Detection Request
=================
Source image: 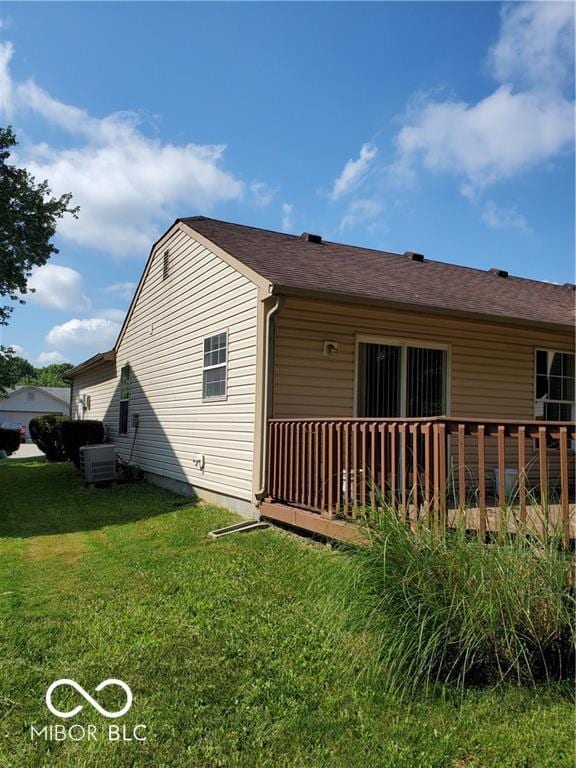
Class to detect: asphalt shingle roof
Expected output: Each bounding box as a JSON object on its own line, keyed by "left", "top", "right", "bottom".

{"left": 183, "top": 216, "right": 575, "bottom": 328}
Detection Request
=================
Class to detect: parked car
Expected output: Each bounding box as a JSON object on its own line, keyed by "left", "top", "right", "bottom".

{"left": 1, "top": 422, "right": 26, "bottom": 443}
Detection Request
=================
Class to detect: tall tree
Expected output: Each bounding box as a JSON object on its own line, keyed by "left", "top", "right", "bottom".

{"left": 1, "top": 355, "right": 35, "bottom": 389}
{"left": 19, "top": 362, "right": 73, "bottom": 388}
{"left": 0, "top": 126, "right": 78, "bottom": 325}
{"left": 0, "top": 126, "right": 78, "bottom": 393}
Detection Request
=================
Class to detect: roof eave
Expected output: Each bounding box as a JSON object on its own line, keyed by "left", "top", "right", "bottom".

{"left": 64, "top": 350, "right": 116, "bottom": 380}
{"left": 269, "top": 284, "right": 574, "bottom": 333}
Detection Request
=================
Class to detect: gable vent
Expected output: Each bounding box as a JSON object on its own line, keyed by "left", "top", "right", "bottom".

{"left": 404, "top": 251, "right": 424, "bottom": 262}
{"left": 489, "top": 268, "right": 509, "bottom": 278}
{"left": 162, "top": 250, "right": 170, "bottom": 280}
{"left": 301, "top": 232, "right": 322, "bottom": 244}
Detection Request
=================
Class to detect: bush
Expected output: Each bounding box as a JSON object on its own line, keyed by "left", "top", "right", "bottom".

{"left": 61, "top": 420, "right": 105, "bottom": 467}
{"left": 118, "top": 462, "right": 144, "bottom": 483}
{"left": 328, "top": 505, "right": 575, "bottom": 696}
{"left": 28, "top": 414, "right": 69, "bottom": 461}
{"left": 0, "top": 428, "right": 21, "bottom": 456}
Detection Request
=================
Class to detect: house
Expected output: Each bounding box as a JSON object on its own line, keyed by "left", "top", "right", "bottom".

{"left": 66, "top": 217, "right": 575, "bottom": 539}
{"left": 0, "top": 386, "right": 71, "bottom": 441}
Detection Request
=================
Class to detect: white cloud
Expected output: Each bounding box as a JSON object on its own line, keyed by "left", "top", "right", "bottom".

{"left": 391, "top": 2, "right": 574, "bottom": 195}
{"left": 394, "top": 87, "right": 573, "bottom": 191}
{"left": 27, "top": 264, "right": 91, "bottom": 311}
{"left": 6, "top": 343, "right": 24, "bottom": 357}
{"left": 281, "top": 202, "right": 294, "bottom": 232}
{"left": 331, "top": 143, "right": 378, "bottom": 200}
{"left": 0, "top": 41, "right": 245, "bottom": 256}
{"left": 0, "top": 41, "right": 13, "bottom": 115}
{"left": 37, "top": 351, "right": 69, "bottom": 365}
{"left": 250, "top": 181, "right": 277, "bottom": 208}
{"left": 482, "top": 201, "right": 529, "bottom": 232}
{"left": 103, "top": 281, "right": 137, "bottom": 301}
{"left": 95, "top": 308, "right": 127, "bottom": 323}
{"left": 488, "top": 2, "right": 574, "bottom": 91}
{"left": 46, "top": 317, "right": 120, "bottom": 350}
{"left": 340, "top": 199, "right": 384, "bottom": 231}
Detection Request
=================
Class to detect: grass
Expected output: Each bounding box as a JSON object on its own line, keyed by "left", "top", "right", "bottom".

{"left": 0, "top": 458, "right": 573, "bottom": 768}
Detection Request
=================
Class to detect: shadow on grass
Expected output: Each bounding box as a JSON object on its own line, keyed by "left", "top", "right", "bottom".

{"left": 0, "top": 458, "right": 197, "bottom": 539}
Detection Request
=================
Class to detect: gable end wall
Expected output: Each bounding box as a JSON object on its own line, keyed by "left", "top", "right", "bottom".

{"left": 71, "top": 228, "right": 260, "bottom": 505}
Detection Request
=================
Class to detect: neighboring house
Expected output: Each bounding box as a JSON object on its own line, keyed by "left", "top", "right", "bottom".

{"left": 66, "top": 217, "right": 575, "bottom": 537}
{"left": 0, "top": 386, "right": 70, "bottom": 440}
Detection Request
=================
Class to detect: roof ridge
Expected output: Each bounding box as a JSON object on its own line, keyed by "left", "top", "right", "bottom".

{"left": 181, "top": 215, "right": 303, "bottom": 242}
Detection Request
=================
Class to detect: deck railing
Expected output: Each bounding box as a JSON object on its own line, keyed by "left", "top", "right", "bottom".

{"left": 267, "top": 417, "right": 576, "bottom": 544}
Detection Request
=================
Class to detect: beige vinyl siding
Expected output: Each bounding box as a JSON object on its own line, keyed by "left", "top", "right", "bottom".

{"left": 72, "top": 227, "right": 259, "bottom": 502}
{"left": 71, "top": 362, "right": 117, "bottom": 422}
{"left": 273, "top": 296, "right": 574, "bottom": 419}
{"left": 272, "top": 296, "right": 575, "bottom": 489}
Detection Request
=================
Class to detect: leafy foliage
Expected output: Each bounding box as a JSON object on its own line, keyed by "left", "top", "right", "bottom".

{"left": 0, "top": 126, "right": 77, "bottom": 392}
{"left": 0, "top": 427, "right": 21, "bottom": 455}
{"left": 28, "top": 414, "right": 69, "bottom": 461}
{"left": 18, "top": 362, "right": 73, "bottom": 388}
{"left": 61, "top": 419, "right": 104, "bottom": 467}
{"left": 0, "top": 126, "right": 78, "bottom": 327}
{"left": 0, "top": 354, "right": 35, "bottom": 391}
{"left": 0, "top": 354, "right": 72, "bottom": 393}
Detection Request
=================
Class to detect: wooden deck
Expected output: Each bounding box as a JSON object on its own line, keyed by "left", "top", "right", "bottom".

{"left": 261, "top": 500, "right": 576, "bottom": 544}
{"left": 264, "top": 417, "right": 576, "bottom": 545}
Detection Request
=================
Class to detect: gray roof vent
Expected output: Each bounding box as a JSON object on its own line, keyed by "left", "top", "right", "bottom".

{"left": 404, "top": 251, "right": 424, "bottom": 262}
{"left": 301, "top": 232, "right": 322, "bottom": 244}
{"left": 489, "top": 268, "right": 509, "bottom": 278}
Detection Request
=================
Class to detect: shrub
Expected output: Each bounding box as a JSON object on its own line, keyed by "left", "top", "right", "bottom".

{"left": 61, "top": 420, "right": 105, "bottom": 467}
{"left": 0, "top": 428, "right": 21, "bottom": 456}
{"left": 328, "top": 505, "right": 575, "bottom": 696}
{"left": 118, "top": 462, "right": 144, "bottom": 483}
{"left": 28, "top": 414, "right": 69, "bottom": 461}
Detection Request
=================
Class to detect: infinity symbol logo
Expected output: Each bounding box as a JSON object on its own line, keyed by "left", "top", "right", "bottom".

{"left": 45, "top": 679, "right": 133, "bottom": 719}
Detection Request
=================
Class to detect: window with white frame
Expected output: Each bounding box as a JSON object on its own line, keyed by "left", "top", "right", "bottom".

{"left": 535, "top": 350, "right": 575, "bottom": 421}
{"left": 203, "top": 332, "right": 227, "bottom": 400}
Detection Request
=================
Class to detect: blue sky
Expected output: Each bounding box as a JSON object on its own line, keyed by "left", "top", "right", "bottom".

{"left": 0, "top": 2, "right": 574, "bottom": 365}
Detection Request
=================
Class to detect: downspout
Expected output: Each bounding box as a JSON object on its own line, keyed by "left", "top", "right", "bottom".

{"left": 255, "top": 294, "right": 283, "bottom": 499}
{"left": 68, "top": 378, "right": 74, "bottom": 421}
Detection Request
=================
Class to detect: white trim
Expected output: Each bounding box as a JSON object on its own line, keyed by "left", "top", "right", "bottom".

{"left": 353, "top": 334, "right": 452, "bottom": 417}
{"left": 202, "top": 329, "right": 229, "bottom": 403}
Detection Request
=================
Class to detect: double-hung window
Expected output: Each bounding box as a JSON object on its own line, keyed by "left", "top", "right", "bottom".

{"left": 535, "top": 350, "right": 575, "bottom": 421}
{"left": 203, "top": 332, "right": 227, "bottom": 401}
{"left": 119, "top": 364, "right": 130, "bottom": 434}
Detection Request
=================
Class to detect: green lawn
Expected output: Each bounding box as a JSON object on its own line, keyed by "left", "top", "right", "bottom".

{"left": 0, "top": 459, "right": 572, "bottom": 768}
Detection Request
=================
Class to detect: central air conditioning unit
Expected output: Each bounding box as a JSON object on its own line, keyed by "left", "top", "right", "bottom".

{"left": 79, "top": 444, "right": 117, "bottom": 483}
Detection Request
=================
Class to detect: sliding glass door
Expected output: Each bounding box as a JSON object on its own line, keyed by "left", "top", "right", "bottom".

{"left": 357, "top": 341, "right": 447, "bottom": 418}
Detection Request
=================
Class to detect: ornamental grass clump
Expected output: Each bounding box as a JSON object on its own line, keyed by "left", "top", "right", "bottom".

{"left": 333, "top": 504, "right": 574, "bottom": 697}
